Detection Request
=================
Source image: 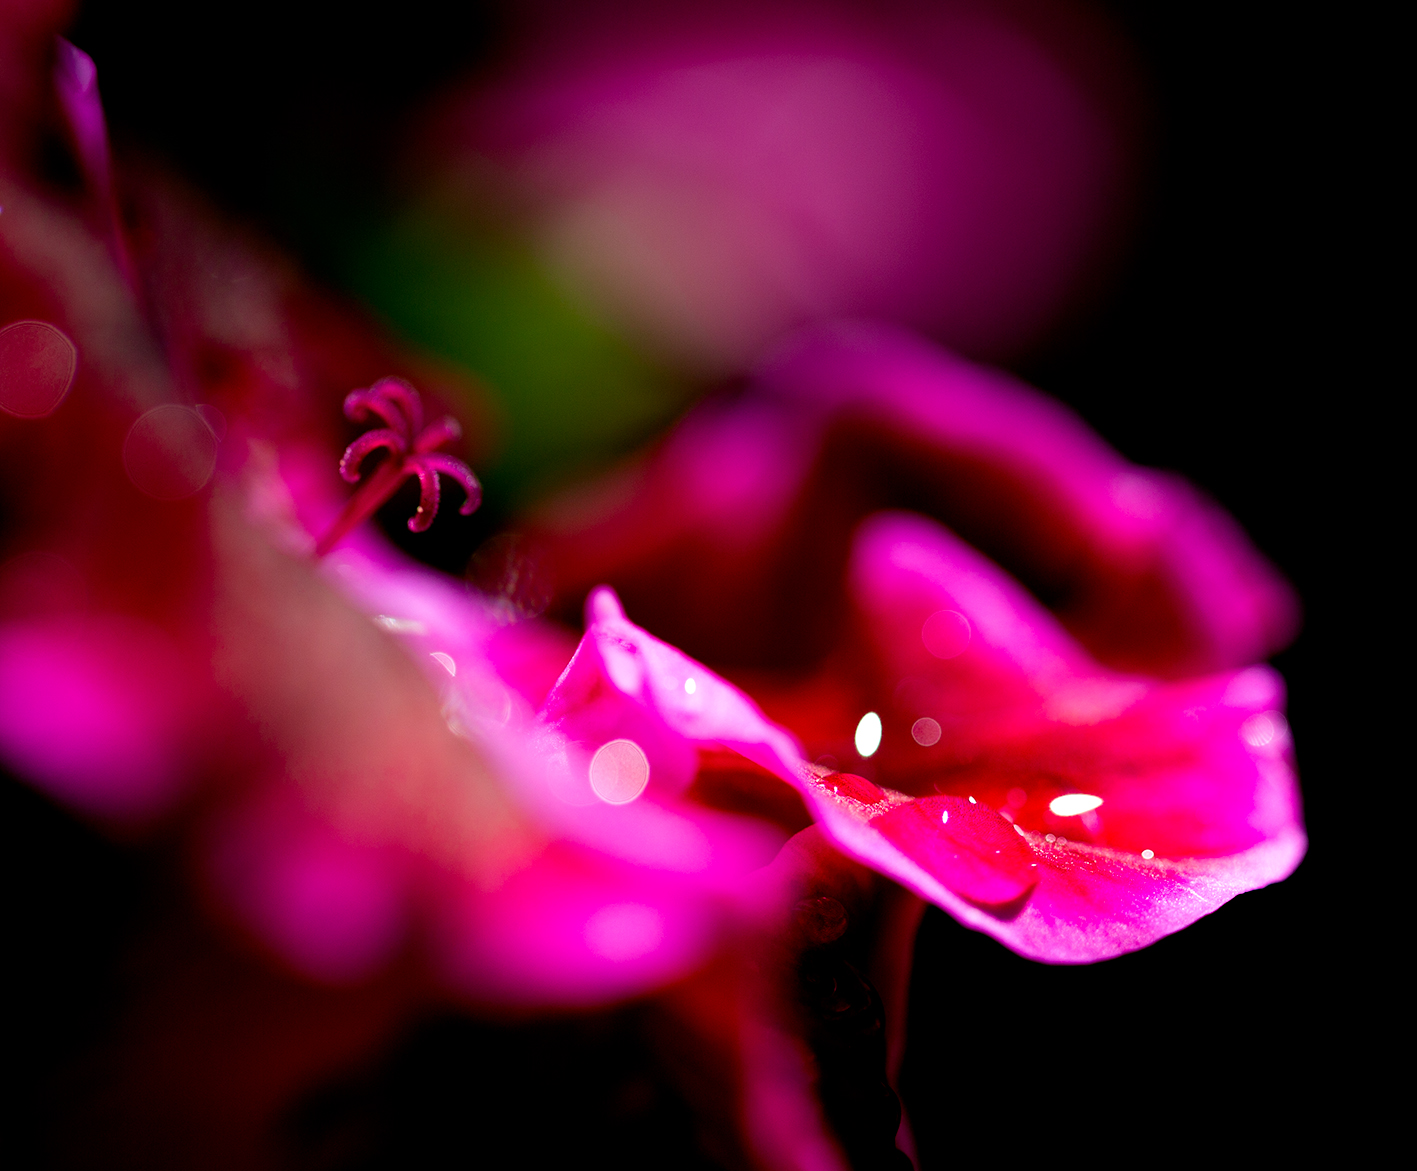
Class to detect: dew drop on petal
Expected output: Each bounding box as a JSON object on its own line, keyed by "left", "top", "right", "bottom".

{"left": 874, "top": 796, "right": 1037, "bottom": 907}
{"left": 825, "top": 772, "right": 886, "bottom": 804}
{"left": 429, "top": 652, "right": 456, "bottom": 676}
{"left": 1141, "top": 849, "right": 1155, "bottom": 860}
{"left": 684, "top": 677, "right": 697, "bottom": 695}
{"left": 921, "top": 609, "right": 971, "bottom": 659}
{"left": 1049, "top": 793, "right": 1104, "bottom": 817}
{"left": 0, "top": 321, "right": 77, "bottom": 419}
{"left": 854, "top": 711, "right": 882, "bottom": 757}
{"left": 589, "top": 738, "right": 650, "bottom": 805}
{"left": 911, "top": 716, "right": 941, "bottom": 746}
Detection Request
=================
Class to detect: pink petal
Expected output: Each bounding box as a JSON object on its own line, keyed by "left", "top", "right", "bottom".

{"left": 848, "top": 512, "right": 1303, "bottom": 859}
{"left": 760, "top": 323, "right": 1300, "bottom": 674}
{"left": 0, "top": 616, "right": 190, "bottom": 821}
{"left": 206, "top": 793, "right": 409, "bottom": 984}
{"left": 871, "top": 796, "right": 1037, "bottom": 908}
{"left": 541, "top": 586, "right": 806, "bottom": 792}
{"left": 540, "top": 324, "right": 1297, "bottom": 678}
{"left": 433, "top": 841, "right": 719, "bottom": 1005}
{"left": 308, "top": 552, "right": 786, "bottom": 998}
{"left": 765, "top": 510, "right": 1306, "bottom": 961}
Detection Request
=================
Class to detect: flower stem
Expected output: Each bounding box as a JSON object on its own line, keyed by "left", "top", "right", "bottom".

{"left": 314, "top": 458, "right": 407, "bottom": 557}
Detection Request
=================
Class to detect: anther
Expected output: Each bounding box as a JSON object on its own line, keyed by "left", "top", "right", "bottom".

{"left": 315, "top": 378, "right": 481, "bottom": 557}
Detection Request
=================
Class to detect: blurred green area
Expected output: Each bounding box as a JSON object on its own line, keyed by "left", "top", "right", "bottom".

{"left": 322, "top": 202, "right": 692, "bottom": 509}
{"left": 71, "top": 0, "right": 700, "bottom": 513}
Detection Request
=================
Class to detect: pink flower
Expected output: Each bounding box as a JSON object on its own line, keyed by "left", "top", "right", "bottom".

{"left": 418, "top": 0, "right": 1142, "bottom": 371}
{"left": 534, "top": 322, "right": 1306, "bottom": 963}
{"left": 0, "top": 15, "right": 1308, "bottom": 1168}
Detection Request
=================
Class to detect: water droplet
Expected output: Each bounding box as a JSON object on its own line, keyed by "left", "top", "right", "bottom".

{"left": 911, "top": 716, "right": 941, "bottom": 746}
{"left": 822, "top": 772, "right": 886, "bottom": 804}
{"left": 967, "top": 795, "right": 977, "bottom": 804}
{"left": 589, "top": 738, "right": 650, "bottom": 805}
{"left": 854, "top": 711, "right": 882, "bottom": 757}
{"left": 1141, "top": 849, "right": 1155, "bottom": 860}
{"left": 1049, "top": 793, "right": 1103, "bottom": 817}
{"left": 684, "top": 677, "right": 697, "bottom": 694}
{"left": 873, "top": 796, "right": 1038, "bottom": 906}
{"left": 429, "top": 652, "right": 456, "bottom": 676}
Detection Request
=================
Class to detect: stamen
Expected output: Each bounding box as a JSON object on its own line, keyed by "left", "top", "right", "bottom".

{"left": 315, "top": 378, "right": 481, "bottom": 557}
{"left": 53, "top": 39, "right": 135, "bottom": 292}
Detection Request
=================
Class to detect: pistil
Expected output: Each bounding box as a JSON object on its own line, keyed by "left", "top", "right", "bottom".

{"left": 315, "top": 378, "right": 481, "bottom": 557}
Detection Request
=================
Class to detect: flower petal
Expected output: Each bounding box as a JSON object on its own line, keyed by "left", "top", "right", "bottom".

{"left": 541, "top": 586, "right": 807, "bottom": 791}
{"left": 848, "top": 512, "right": 1304, "bottom": 860}
{"left": 870, "top": 795, "right": 1037, "bottom": 908}
{"left": 764, "top": 510, "right": 1307, "bottom": 961}
{"left": 538, "top": 323, "right": 1298, "bottom": 678}
{"left": 760, "top": 323, "right": 1300, "bottom": 675}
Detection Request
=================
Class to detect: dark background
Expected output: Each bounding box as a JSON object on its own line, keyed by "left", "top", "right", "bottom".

{"left": 8, "top": 1, "right": 1390, "bottom": 1164}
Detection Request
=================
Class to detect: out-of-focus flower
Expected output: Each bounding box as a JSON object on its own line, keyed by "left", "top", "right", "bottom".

{"left": 426, "top": 0, "right": 1138, "bottom": 371}
{"left": 343, "top": 0, "right": 1142, "bottom": 504}
{"left": 534, "top": 322, "right": 1306, "bottom": 963}
{"left": 1, "top": 10, "right": 1307, "bottom": 1169}
{"left": 0, "top": 30, "right": 787, "bottom": 1011}
{"left": 0, "top": 31, "right": 904, "bottom": 1166}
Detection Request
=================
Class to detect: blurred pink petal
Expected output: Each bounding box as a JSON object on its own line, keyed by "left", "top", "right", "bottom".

{"left": 762, "top": 323, "right": 1300, "bottom": 673}
{"left": 0, "top": 615, "right": 189, "bottom": 820}
{"left": 542, "top": 322, "right": 1299, "bottom": 678}
{"left": 439, "top": 0, "right": 1140, "bottom": 367}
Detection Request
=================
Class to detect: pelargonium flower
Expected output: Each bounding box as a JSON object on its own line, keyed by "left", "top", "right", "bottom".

{"left": 0, "top": 15, "right": 1308, "bottom": 1169}
{"left": 533, "top": 321, "right": 1306, "bottom": 963}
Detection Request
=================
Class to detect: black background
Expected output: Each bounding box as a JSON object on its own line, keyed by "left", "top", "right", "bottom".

{"left": 7, "top": 1, "right": 1391, "bottom": 1165}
